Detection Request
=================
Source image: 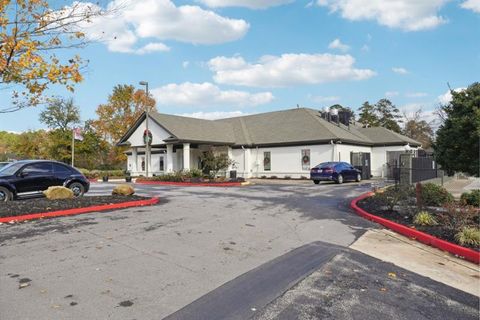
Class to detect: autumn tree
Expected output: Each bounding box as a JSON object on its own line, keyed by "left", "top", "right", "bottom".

{"left": 434, "top": 83, "right": 480, "bottom": 176}
{"left": 93, "top": 84, "right": 156, "bottom": 143}
{"left": 402, "top": 109, "right": 434, "bottom": 149}
{"left": 13, "top": 130, "right": 48, "bottom": 159}
{"left": 0, "top": 131, "right": 19, "bottom": 160}
{"left": 0, "top": 0, "right": 111, "bottom": 112}
{"left": 39, "top": 97, "right": 80, "bottom": 131}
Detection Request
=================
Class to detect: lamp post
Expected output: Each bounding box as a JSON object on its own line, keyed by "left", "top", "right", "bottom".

{"left": 139, "top": 81, "right": 150, "bottom": 177}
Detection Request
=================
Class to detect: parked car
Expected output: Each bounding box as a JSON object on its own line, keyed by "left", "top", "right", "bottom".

{"left": 0, "top": 160, "right": 90, "bottom": 201}
{"left": 310, "top": 161, "right": 362, "bottom": 184}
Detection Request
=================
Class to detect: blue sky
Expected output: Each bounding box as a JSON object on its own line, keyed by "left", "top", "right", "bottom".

{"left": 1, "top": 0, "right": 479, "bottom": 132}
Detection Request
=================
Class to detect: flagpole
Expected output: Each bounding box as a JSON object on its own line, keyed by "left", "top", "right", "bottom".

{"left": 71, "top": 128, "right": 75, "bottom": 166}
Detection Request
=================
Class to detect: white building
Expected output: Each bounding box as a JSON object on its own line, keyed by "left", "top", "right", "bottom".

{"left": 117, "top": 108, "right": 421, "bottom": 179}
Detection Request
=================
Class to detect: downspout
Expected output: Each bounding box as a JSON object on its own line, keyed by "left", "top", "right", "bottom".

{"left": 241, "top": 146, "right": 246, "bottom": 178}
{"left": 330, "top": 140, "right": 335, "bottom": 161}
{"left": 256, "top": 146, "right": 259, "bottom": 178}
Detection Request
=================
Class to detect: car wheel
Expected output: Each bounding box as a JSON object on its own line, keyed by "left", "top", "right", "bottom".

{"left": 356, "top": 173, "right": 362, "bottom": 182}
{"left": 336, "top": 174, "right": 344, "bottom": 184}
{"left": 313, "top": 180, "right": 320, "bottom": 185}
{"left": 0, "top": 186, "right": 12, "bottom": 202}
{"left": 69, "top": 182, "right": 85, "bottom": 197}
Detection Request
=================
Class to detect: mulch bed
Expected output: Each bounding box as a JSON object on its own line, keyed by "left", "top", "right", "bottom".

{"left": 0, "top": 195, "right": 148, "bottom": 218}
{"left": 358, "top": 197, "right": 479, "bottom": 251}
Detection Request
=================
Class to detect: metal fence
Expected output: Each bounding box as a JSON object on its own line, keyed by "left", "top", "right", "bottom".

{"left": 387, "top": 155, "right": 445, "bottom": 185}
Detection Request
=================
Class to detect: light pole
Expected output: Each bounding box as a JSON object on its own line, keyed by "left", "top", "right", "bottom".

{"left": 139, "top": 81, "right": 150, "bottom": 177}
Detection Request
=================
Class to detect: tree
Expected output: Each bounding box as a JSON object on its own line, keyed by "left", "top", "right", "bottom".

{"left": 93, "top": 84, "right": 156, "bottom": 142}
{"left": 0, "top": 1, "right": 108, "bottom": 112}
{"left": 434, "top": 83, "right": 480, "bottom": 176}
{"left": 403, "top": 109, "right": 434, "bottom": 149}
{"left": 39, "top": 98, "right": 80, "bottom": 131}
{"left": 375, "top": 99, "right": 402, "bottom": 133}
{"left": 201, "top": 149, "right": 235, "bottom": 178}
{"left": 357, "top": 99, "right": 402, "bottom": 132}
{"left": 13, "top": 130, "right": 48, "bottom": 159}
{"left": 329, "top": 104, "right": 356, "bottom": 120}
{"left": 358, "top": 101, "right": 378, "bottom": 127}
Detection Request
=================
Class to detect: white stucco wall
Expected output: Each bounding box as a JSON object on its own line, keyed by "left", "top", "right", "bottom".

{"left": 370, "top": 145, "right": 418, "bottom": 177}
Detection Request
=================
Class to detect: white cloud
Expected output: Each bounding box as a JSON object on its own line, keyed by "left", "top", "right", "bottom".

{"left": 328, "top": 38, "right": 350, "bottom": 52}
{"left": 182, "top": 61, "right": 190, "bottom": 68}
{"left": 198, "top": 0, "right": 293, "bottom": 9}
{"left": 461, "top": 0, "right": 480, "bottom": 13}
{"left": 385, "top": 91, "right": 399, "bottom": 98}
{"left": 437, "top": 87, "right": 466, "bottom": 104}
{"left": 134, "top": 42, "right": 171, "bottom": 55}
{"left": 151, "top": 82, "right": 274, "bottom": 107}
{"left": 392, "top": 67, "right": 409, "bottom": 75}
{"left": 175, "top": 111, "right": 249, "bottom": 120}
{"left": 316, "top": 0, "right": 449, "bottom": 31}
{"left": 406, "top": 92, "right": 428, "bottom": 98}
{"left": 56, "top": 0, "right": 249, "bottom": 54}
{"left": 208, "top": 53, "right": 376, "bottom": 88}
{"left": 361, "top": 44, "right": 370, "bottom": 52}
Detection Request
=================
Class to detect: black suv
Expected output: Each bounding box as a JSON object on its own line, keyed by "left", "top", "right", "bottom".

{"left": 0, "top": 160, "right": 90, "bottom": 201}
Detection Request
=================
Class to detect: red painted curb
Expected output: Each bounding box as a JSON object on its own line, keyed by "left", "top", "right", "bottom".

{"left": 0, "top": 197, "right": 159, "bottom": 223}
{"left": 136, "top": 180, "right": 242, "bottom": 187}
{"left": 351, "top": 192, "right": 480, "bottom": 264}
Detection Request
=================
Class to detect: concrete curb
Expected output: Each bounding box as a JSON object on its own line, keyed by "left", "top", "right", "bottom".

{"left": 135, "top": 180, "right": 243, "bottom": 187}
{"left": 0, "top": 197, "right": 159, "bottom": 223}
{"left": 350, "top": 192, "right": 480, "bottom": 264}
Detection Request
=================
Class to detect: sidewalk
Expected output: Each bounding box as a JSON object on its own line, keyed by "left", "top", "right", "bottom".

{"left": 350, "top": 228, "right": 480, "bottom": 296}
{"left": 443, "top": 177, "right": 479, "bottom": 198}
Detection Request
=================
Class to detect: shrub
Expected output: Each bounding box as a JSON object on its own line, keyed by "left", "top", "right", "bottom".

{"left": 455, "top": 227, "right": 480, "bottom": 247}
{"left": 413, "top": 211, "right": 437, "bottom": 226}
{"left": 270, "top": 176, "right": 278, "bottom": 179}
{"left": 420, "top": 183, "right": 454, "bottom": 207}
{"left": 372, "top": 185, "right": 412, "bottom": 211}
{"left": 260, "top": 175, "right": 267, "bottom": 179}
{"left": 436, "top": 203, "right": 478, "bottom": 232}
{"left": 300, "top": 176, "right": 308, "bottom": 180}
{"left": 284, "top": 175, "right": 291, "bottom": 180}
{"left": 460, "top": 189, "right": 480, "bottom": 207}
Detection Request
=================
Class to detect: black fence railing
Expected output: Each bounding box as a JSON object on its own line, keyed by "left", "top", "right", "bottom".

{"left": 388, "top": 166, "right": 444, "bottom": 185}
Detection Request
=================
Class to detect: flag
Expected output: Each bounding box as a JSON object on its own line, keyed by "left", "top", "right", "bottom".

{"left": 73, "top": 127, "right": 84, "bottom": 141}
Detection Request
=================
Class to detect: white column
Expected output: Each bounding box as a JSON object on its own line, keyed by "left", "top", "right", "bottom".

{"left": 183, "top": 143, "right": 190, "bottom": 171}
{"left": 166, "top": 144, "right": 174, "bottom": 172}
{"left": 132, "top": 148, "right": 138, "bottom": 174}
{"left": 227, "top": 146, "right": 233, "bottom": 171}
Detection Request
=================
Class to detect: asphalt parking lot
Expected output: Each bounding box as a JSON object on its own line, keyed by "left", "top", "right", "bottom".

{"left": 0, "top": 182, "right": 478, "bottom": 320}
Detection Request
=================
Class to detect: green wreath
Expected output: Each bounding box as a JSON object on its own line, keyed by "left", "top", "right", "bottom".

{"left": 302, "top": 155, "right": 310, "bottom": 164}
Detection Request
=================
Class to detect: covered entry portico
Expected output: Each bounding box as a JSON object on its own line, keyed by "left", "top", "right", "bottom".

{"left": 118, "top": 112, "right": 235, "bottom": 177}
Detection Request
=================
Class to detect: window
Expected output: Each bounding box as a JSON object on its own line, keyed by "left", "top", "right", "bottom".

{"left": 263, "top": 152, "right": 271, "bottom": 171}
{"left": 53, "top": 163, "right": 72, "bottom": 173}
{"left": 159, "top": 156, "right": 164, "bottom": 171}
{"left": 301, "top": 149, "right": 310, "bottom": 170}
{"left": 22, "top": 163, "right": 53, "bottom": 175}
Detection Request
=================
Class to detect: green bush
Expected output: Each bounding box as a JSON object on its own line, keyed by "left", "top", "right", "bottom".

{"left": 460, "top": 189, "right": 480, "bottom": 207}
{"left": 420, "top": 183, "right": 454, "bottom": 207}
{"left": 372, "top": 185, "right": 413, "bottom": 211}
{"left": 413, "top": 211, "right": 437, "bottom": 226}
{"left": 455, "top": 227, "right": 480, "bottom": 247}
{"left": 183, "top": 169, "right": 203, "bottom": 178}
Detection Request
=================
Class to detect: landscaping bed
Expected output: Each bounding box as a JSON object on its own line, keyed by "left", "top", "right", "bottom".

{"left": 0, "top": 195, "right": 149, "bottom": 218}
{"left": 356, "top": 184, "right": 480, "bottom": 251}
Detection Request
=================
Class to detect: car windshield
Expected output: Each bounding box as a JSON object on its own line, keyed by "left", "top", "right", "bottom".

{"left": 0, "top": 162, "right": 23, "bottom": 176}
{"left": 317, "top": 162, "right": 335, "bottom": 168}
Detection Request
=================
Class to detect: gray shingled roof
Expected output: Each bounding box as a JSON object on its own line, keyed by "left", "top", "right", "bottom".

{"left": 149, "top": 112, "right": 235, "bottom": 144}
{"left": 217, "top": 108, "right": 374, "bottom": 146}
{"left": 356, "top": 126, "right": 421, "bottom": 146}
{"left": 119, "top": 108, "right": 421, "bottom": 147}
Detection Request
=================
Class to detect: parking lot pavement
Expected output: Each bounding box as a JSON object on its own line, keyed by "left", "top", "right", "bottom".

{"left": 0, "top": 182, "right": 374, "bottom": 320}
{"left": 251, "top": 249, "right": 479, "bottom": 320}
